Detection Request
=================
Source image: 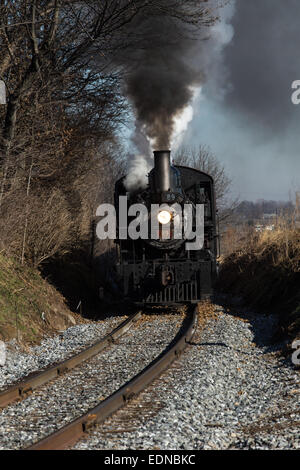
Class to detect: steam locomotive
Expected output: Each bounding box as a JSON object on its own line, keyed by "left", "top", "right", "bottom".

{"left": 114, "top": 150, "right": 219, "bottom": 304}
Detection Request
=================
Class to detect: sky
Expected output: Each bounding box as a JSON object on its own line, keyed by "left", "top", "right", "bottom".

{"left": 181, "top": 0, "right": 300, "bottom": 202}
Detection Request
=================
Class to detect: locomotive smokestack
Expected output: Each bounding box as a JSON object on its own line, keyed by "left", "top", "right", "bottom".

{"left": 153, "top": 150, "right": 171, "bottom": 193}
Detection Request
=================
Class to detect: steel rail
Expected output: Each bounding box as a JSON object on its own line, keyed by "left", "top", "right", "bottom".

{"left": 27, "top": 306, "right": 198, "bottom": 450}
{"left": 0, "top": 310, "right": 142, "bottom": 409}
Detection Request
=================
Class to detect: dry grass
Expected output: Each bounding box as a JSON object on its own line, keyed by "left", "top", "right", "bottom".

{"left": 217, "top": 221, "right": 300, "bottom": 342}
{"left": 0, "top": 253, "right": 79, "bottom": 346}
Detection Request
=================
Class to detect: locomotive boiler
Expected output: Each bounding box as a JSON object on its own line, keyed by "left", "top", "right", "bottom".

{"left": 114, "top": 150, "right": 219, "bottom": 304}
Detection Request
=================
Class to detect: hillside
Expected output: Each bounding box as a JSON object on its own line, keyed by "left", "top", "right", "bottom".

{"left": 217, "top": 227, "right": 300, "bottom": 344}
{"left": 0, "top": 254, "right": 77, "bottom": 345}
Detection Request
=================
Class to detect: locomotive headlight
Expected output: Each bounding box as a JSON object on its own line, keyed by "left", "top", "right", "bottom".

{"left": 157, "top": 210, "right": 172, "bottom": 225}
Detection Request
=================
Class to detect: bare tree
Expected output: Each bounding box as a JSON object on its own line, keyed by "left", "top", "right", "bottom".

{"left": 0, "top": 1, "right": 220, "bottom": 265}
{"left": 174, "top": 144, "right": 232, "bottom": 208}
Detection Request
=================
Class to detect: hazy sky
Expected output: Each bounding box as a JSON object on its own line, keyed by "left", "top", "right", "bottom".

{"left": 182, "top": 0, "right": 300, "bottom": 202}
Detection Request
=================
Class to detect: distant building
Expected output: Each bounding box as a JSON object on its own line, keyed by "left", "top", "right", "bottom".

{"left": 255, "top": 224, "right": 275, "bottom": 232}
{"left": 263, "top": 213, "right": 277, "bottom": 220}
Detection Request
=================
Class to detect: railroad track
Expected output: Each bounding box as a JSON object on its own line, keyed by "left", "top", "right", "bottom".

{"left": 28, "top": 306, "right": 197, "bottom": 450}
{"left": 0, "top": 310, "right": 142, "bottom": 409}
{"left": 0, "top": 305, "right": 197, "bottom": 450}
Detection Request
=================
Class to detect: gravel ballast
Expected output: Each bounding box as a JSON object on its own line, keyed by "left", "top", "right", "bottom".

{"left": 0, "top": 311, "right": 185, "bottom": 450}
{"left": 72, "top": 304, "right": 300, "bottom": 451}
{"left": 0, "top": 304, "right": 299, "bottom": 450}
{"left": 0, "top": 316, "right": 126, "bottom": 390}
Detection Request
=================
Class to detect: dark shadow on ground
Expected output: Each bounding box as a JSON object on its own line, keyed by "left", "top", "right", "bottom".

{"left": 212, "top": 291, "right": 286, "bottom": 353}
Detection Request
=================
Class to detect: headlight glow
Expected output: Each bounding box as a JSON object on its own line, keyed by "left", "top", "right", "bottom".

{"left": 157, "top": 210, "right": 171, "bottom": 225}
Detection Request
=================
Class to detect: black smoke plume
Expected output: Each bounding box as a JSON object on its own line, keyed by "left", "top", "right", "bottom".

{"left": 117, "top": 1, "right": 220, "bottom": 153}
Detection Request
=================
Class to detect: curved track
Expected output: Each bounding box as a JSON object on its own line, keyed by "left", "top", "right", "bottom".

{"left": 0, "top": 310, "right": 142, "bottom": 409}
{"left": 28, "top": 306, "right": 198, "bottom": 450}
